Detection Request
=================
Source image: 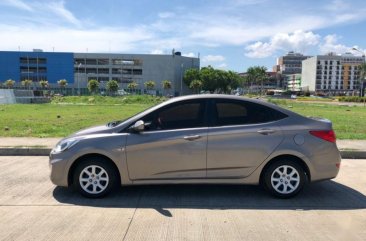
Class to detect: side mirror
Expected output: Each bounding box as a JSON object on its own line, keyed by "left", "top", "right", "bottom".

{"left": 131, "top": 120, "right": 145, "bottom": 132}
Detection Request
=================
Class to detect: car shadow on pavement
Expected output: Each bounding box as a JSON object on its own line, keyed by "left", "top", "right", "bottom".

{"left": 53, "top": 180, "right": 366, "bottom": 217}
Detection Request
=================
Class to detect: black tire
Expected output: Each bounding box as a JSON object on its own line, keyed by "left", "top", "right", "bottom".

{"left": 73, "top": 157, "right": 117, "bottom": 198}
{"left": 263, "top": 160, "right": 306, "bottom": 198}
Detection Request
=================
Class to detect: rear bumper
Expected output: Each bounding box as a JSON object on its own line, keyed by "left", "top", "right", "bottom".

{"left": 309, "top": 148, "right": 341, "bottom": 182}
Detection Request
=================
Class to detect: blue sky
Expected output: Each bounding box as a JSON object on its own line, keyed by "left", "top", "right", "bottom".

{"left": 1, "top": 0, "right": 365, "bottom": 72}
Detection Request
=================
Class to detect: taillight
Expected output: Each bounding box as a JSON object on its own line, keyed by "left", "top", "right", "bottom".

{"left": 309, "top": 130, "right": 336, "bottom": 143}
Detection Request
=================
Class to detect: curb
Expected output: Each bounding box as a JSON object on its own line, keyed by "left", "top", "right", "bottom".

{"left": 0, "top": 148, "right": 366, "bottom": 159}
{"left": 340, "top": 150, "right": 366, "bottom": 159}
{"left": 0, "top": 148, "right": 51, "bottom": 156}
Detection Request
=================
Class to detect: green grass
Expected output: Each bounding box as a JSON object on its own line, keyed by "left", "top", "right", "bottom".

{"left": 268, "top": 99, "right": 366, "bottom": 140}
{"left": 1, "top": 96, "right": 365, "bottom": 139}
{"left": 0, "top": 95, "right": 162, "bottom": 137}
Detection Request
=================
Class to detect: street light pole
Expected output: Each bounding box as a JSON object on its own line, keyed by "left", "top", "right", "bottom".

{"left": 180, "top": 63, "right": 184, "bottom": 96}
{"left": 77, "top": 63, "right": 82, "bottom": 96}
{"left": 352, "top": 47, "right": 366, "bottom": 97}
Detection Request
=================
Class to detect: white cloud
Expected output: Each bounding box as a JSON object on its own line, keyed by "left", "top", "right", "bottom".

{"left": 202, "top": 55, "right": 225, "bottom": 62}
{"left": 0, "top": 25, "right": 154, "bottom": 53}
{"left": 182, "top": 52, "right": 196, "bottom": 57}
{"left": 245, "top": 42, "right": 275, "bottom": 58}
{"left": 46, "top": 1, "right": 81, "bottom": 27}
{"left": 325, "top": 0, "right": 349, "bottom": 12}
{"left": 158, "top": 12, "right": 175, "bottom": 19}
{"left": 150, "top": 49, "right": 164, "bottom": 55}
{"left": 1, "top": 0, "right": 33, "bottom": 11}
{"left": 0, "top": 0, "right": 365, "bottom": 59}
{"left": 217, "top": 63, "right": 227, "bottom": 69}
{"left": 245, "top": 30, "right": 320, "bottom": 58}
{"left": 319, "top": 34, "right": 354, "bottom": 55}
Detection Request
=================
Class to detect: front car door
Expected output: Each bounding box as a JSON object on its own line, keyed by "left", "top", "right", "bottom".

{"left": 126, "top": 99, "right": 208, "bottom": 181}
{"left": 207, "top": 99, "right": 287, "bottom": 178}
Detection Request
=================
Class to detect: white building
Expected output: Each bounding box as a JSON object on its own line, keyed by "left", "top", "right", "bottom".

{"left": 301, "top": 53, "right": 364, "bottom": 95}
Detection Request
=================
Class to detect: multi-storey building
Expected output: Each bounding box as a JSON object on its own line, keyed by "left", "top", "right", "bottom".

{"left": 273, "top": 51, "right": 311, "bottom": 74}
{"left": 301, "top": 53, "right": 364, "bottom": 95}
{"left": 286, "top": 74, "right": 302, "bottom": 91}
{"left": 0, "top": 50, "right": 199, "bottom": 95}
{"left": 272, "top": 51, "right": 311, "bottom": 88}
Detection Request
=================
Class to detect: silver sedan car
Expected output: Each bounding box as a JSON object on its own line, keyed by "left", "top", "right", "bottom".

{"left": 49, "top": 94, "right": 341, "bottom": 198}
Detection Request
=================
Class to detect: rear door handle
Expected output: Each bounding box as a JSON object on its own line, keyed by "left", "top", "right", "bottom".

{"left": 183, "top": 135, "right": 201, "bottom": 141}
{"left": 257, "top": 129, "right": 276, "bottom": 135}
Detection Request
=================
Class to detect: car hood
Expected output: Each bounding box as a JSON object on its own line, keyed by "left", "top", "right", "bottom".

{"left": 70, "top": 124, "right": 115, "bottom": 138}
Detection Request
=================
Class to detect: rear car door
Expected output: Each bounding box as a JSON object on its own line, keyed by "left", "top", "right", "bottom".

{"left": 206, "top": 99, "right": 286, "bottom": 178}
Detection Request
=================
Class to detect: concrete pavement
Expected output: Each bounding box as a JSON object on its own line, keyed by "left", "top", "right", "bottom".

{"left": 0, "top": 156, "right": 365, "bottom": 240}
{"left": 0, "top": 137, "right": 365, "bottom": 158}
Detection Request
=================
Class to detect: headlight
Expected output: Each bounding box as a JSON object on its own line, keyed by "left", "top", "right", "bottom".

{"left": 52, "top": 139, "right": 79, "bottom": 154}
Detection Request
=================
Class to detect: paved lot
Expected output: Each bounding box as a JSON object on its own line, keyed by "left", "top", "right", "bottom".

{"left": 0, "top": 157, "right": 365, "bottom": 241}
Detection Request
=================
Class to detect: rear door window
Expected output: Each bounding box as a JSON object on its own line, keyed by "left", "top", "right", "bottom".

{"left": 213, "top": 99, "right": 287, "bottom": 126}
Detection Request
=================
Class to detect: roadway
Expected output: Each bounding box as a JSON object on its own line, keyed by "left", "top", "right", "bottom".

{"left": 0, "top": 156, "right": 365, "bottom": 241}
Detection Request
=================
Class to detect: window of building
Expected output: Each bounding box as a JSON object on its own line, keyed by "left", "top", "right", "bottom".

{"left": 112, "top": 59, "right": 123, "bottom": 65}
{"left": 133, "top": 69, "right": 143, "bottom": 75}
{"left": 86, "top": 68, "right": 97, "bottom": 74}
{"left": 75, "top": 59, "right": 85, "bottom": 65}
{"left": 97, "top": 59, "right": 109, "bottom": 65}
{"left": 86, "top": 59, "right": 97, "bottom": 65}
{"left": 112, "top": 68, "right": 122, "bottom": 74}
{"left": 98, "top": 68, "right": 109, "bottom": 74}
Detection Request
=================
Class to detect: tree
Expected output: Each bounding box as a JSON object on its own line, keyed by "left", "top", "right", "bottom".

{"left": 183, "top": 68, "right": 200, "bottom": 87}
{"left": 245, "top": 66, "right": 267, "bottom": 94}
{"left": 144, "top": 80, "right": 156, "bottom": 90}
{"left": 106, "top": 80, "right": 119, "bottom": 95}
{"left": 39, "top": 80, "right": 49, "bottom": 89}
{"left": 57, "top": 79, "right": 68, "bottom": 88}
{"left": 87, "top": 79, "right": 99, "bottom": 94}
{"left": 184, "top": 66, "right": 242, "bottom": 94}
{"left": 4, "top": 79, "right": 15, "bottom": 89}
{"left": 21, "top": 79, "right": 33, "bottom": 90}
{"left": 162, "top": 80, "right": 172, "bottom": 95}
{"left": 189, "top": 79, "right": 203, "bottom": 93}
{"left": 127, "top": 81, "right": 139, "bottom": 90}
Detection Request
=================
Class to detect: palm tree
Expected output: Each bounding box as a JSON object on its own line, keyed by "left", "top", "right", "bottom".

{"left": 21, "top": 79, "right": 33, "bottom": 90}
{"left": 246, "top": 66, "right": 267, "bottom": 95}
{"left": 127, "top": 81, "right": 139, "bottom": 94}
{"left": 144, "top": 80, "right": 156, "bottom": 90}
{"left": 58, "top": 79, "right": 68, "bottom": 88}
{"left": 189, "top": 79, "right": 203, "bottom": 94}
{"left": 4, "top": 79, "right": 15, "bottom": 89}
{"left": 162, "top": 80, "right": 172, "bottom": 96}
{"left": 87, "top": 79, "right": 99, "bottom": 95}
{"left": 57, "top": 79, "right": 68, "bottom": 95}
{"left": 39, "top": 80, "right": 49, "bottom": 89}
{"left": 106, "top": 80, "right": 119, "bottom": 96}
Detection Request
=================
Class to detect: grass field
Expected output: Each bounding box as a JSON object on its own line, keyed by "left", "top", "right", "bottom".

{"left": 0, "top": 96, "right": 365, "bottom": 139}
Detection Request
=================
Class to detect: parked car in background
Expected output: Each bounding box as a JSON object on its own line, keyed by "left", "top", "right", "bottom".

{"left": 50, "top": 95, "right": 341, "bottom": 198}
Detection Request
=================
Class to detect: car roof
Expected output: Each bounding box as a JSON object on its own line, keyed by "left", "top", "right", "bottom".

{"left": 165, "top": 94, "right": 295, "bottom": 115}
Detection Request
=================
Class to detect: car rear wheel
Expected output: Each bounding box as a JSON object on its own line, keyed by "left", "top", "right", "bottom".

{"left": 264, "top": 160, "right": 305, "bottom": 198}
{"left": 73, "top": 157, "right": 117, "bottom": 198}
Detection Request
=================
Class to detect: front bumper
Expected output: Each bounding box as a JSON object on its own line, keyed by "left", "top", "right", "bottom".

{"left": 49, "top": 151, "right": 70, "bottom": 187}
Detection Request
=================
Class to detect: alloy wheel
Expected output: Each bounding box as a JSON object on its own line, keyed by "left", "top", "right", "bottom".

{"left": 79, "top": 165, "right": 109, "bottom": 194}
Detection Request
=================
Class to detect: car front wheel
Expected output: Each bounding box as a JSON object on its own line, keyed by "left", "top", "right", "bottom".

{"left": 73, "top": 157, "right": 117, "bottom": 198}
{"left": 264, "top": 160, "right": 306, "bottom": 198}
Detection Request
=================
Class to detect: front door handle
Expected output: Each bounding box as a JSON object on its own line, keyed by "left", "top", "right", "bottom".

{"left": 257, "top": 129, "right": 276, "bottom": 135}
{"left": 183, "top": 135, "right": 201, "bottom": 141}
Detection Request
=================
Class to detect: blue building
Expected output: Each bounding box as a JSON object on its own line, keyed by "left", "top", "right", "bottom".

{"left": 0, "top": 50, "right": 74, "bottom": 85}
{"left": 0, "top": 50, "right": 200, "bottom": 95}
